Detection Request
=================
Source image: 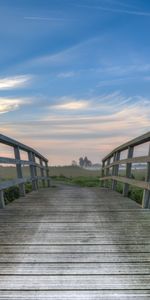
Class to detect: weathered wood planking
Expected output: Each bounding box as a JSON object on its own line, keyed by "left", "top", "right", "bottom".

{"left": 0, "top": 291, "right": 150, "bottom": 300}
{"left": 0, "top": 134, "right": 50, "bottom": 208}
{"left": 0, "top": 185, "right": 150, "bottom": 299}
{"left": 0, "top": 275, "right": 150, "bottom": 289}
{"left": 100, "top": 131, "right": 150, "bottom": 208}
{"left": 0, "top": 262, "right": 150, "bottom": 275}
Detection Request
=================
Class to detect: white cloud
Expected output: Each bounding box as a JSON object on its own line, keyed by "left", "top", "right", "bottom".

{"left": 1, "top": 92, "right": 150, "bottom": 164}
{"left": 46, "top": 92, "right": 150, "bottom": 115}
{"left": 0, "top": 98, "right": 25, "bottom": 114}
{"left": 0, "top": 75, "right": 31, "bottom": 90}
{"left": 51, "top": 97, "right": 90, "bottom": 110}
{"left": 53, "top": 101, "right": 88, "bottom": 110}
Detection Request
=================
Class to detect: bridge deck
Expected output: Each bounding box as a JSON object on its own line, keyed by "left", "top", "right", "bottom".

{"left": 0, "top": 184, "right": 150, "bottom": 299}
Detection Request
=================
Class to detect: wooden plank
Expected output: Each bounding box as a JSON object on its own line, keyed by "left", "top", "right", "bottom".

{"left": 100, "top": 176, "right": 150, "bottom": 190}
{"left": 0, "top": 237, "right": 149, "bottom": 244}
{"left": 0, "top": 157, "right": 35, "bottom": 165}
{"left": 0, "top": 290, "right": 150, "bottom": 300}
{"left": 0, "top": 177, "right": 48, "bottom": 190}
{"left": 0, "top": 178, "right": 29, "bottom": 190}
{"left": 0, "top": 211, "right": 150, "bottom": 223}
{"left": 104, "top": 155, "right": 150, "bottom": 169}
{"left": 0, "top": 262, "right": 150, "bottom": 275}
{"left": 0, "top": 228, "right": 149, "bottom": 237}
{"left": 0, "top": 253, "right": 150, "bottom": 263}
{"left": 0, "top": 184, "right": 149, "bottom": 297}
{"left": 0, "top": 222, "right": 150, "bottom": 231}
{"left": 0, "top": 244, "right": 150, "bottom": 253}
{"left": 0, "top": 227, "right": 149, "bottom": 237}
{"left": 0, "top": 134, "right": 48, "bottom": 162}
{"left": 102, "top": 131, "right": 150, "bottom": 161}
{"left": 0, "top": 275, "right": 150, "bottom": 289}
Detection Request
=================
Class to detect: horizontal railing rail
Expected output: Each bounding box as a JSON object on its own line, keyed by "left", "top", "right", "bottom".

{"left": 100, "top": 132, "right": 150, "bottom": 209}
{"left": 0, "top": 134, "right": 50, "bottom": 208}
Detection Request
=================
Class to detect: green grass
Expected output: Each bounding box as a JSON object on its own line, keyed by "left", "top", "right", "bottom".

{"left": 49, "top": 165, "right": 100, "bottom": 178}
{"left": 4, "top": 183, "right": 32, "bottom": 204}
{"left": 118, "top": 169, "right": 146, "bottom": 181}
{"left": 51, "top": 175, "right": 100, "bottom": 187}
{"left": 115, "top": 182, "right": 143, "bottom": 205}
{"left": 4, "top": 186, "right": 20, "bottom": 204}
{"left": 128, "top": 187, "right": 143, "bottom": 205}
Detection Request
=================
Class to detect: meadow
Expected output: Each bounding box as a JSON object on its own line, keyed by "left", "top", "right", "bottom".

{"left": 0, "top": 165, "right": 146, "bottom": 205}
{"left": 49, "top": 165, "right": 100, "bottom": 177}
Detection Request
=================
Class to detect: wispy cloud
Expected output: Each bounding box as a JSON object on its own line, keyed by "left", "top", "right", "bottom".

{"left": 41, "top": 92, "right": 150, "bottom": 128}
{"left": 27, "top": 36, "right": 101, "bottom": 67}
{"left": 1, "top": 92, "right": 149, "bottom": 164}
{"left": 24, "top": 16, "right": 66, "bottom": 22}
{"left": 0, "top": 75, "right": 31, "bottom": 90}
{"left": 76, "top": 4, "right": 150, "bottom": 17}
{"left": 97, "top": 76, "right": 137, "bottom": 87}
{"left": 0, "top": 98, "right": 25, "bottom": 114}
{"left": 47, "top": 92, "right": 143, "bottom": 114}
{"left": 51, "top": 97, "right": 90, "bottom": 110}
{"left": 103, "top": 0, "right": 141, "bottom": 10}
{"left": 97, "top": 64, "right": 150, "bottom": 76}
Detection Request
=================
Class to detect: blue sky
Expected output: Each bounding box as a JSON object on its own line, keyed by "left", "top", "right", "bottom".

{"left": 0, "top": 0, "right": 150, "bottom": 165}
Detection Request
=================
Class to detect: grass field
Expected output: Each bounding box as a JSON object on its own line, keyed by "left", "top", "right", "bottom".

{"left": 50, "top": 166, "right": 101, "bottom": 187}
{"left": 0, "top": 165, "right": 146, "bottom": 206}
{"left": 49, "top": 166, "right": 100, "bottom": 178}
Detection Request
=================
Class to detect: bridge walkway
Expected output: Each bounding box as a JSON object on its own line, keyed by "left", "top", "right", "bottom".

{"left": 0, "top": 184, "right": 150, "bottom": 299}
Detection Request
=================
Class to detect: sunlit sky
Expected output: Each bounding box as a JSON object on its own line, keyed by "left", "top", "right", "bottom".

{"left": 0, "top": 0, "right": 150, "bottom": 165}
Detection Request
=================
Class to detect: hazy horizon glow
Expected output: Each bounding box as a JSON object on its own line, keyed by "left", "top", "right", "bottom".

{"left": 0, "top": 0, "right": 150, "bottom": 165}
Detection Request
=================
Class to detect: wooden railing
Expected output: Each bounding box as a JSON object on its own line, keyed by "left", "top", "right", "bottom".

{"left": 100, "top": 132, "right": 150, "bottom": 208}
{"left": 0, "top": 134, "right": 50, "bottom": 208}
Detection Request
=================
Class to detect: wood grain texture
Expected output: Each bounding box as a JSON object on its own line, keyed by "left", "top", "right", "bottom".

{"left": 102, "top": 131, "right": 150, "bottom": 161}
{"left": 100, "top": 175, "right": 150, "bottom": 190}
{"left": 0, "top": 185, "right": 150, "bottom": 299}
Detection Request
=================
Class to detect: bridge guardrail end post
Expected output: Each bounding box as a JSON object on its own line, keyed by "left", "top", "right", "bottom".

{"left": 123, "top": 183, "right": 129, "bottom": 197}
{"left": 19, "top": 183, "right": 26, "bottom": 197}
{"left": 32, "top": 180, "right": 38, "bottom": 191}
{"left": 142, "top": 189, "right": 150, "bottom": 209}
{"left": 47, "top": 178, "right": 51, "bottom": 187}
{"left": 0, "top": 190, "right": 5, "bottom": 209}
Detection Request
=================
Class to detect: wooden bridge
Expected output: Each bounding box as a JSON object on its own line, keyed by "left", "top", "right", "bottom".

{"left": 0, "top": 133, "right": 150, "bottom": 299}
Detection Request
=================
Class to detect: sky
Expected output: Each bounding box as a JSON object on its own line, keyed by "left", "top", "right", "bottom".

{"left": 0, "top": 0, "right": 150, "bottom": 165}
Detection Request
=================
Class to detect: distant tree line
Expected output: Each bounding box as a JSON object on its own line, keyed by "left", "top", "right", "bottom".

{"left": 79, "top": 156, "right": 92, "bottom": 167}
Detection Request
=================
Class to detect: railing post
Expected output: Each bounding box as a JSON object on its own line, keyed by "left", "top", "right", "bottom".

{"left": 112, "top": 151, "right": 120, "bottom": 191}
{"left": 45, "top": 161, "right": 50, "bottom": 187}
{"left": 40, "top": 158, "right": 46, "bottom": 188}
{"left": 101, "top": 161, "right": 105, "bottom": 187}
{"left": 123, "top": 146, "right": 134, "bottom": 197}
{"left": 28, "top": 151, "right": 38, "bottom": 191}
{"left": 105, "top": 157, "right": 111, "bottom": 188}
{"left": 14, "top": 146, "right": 26, "bottom": 197}
{"left": 0, "top": 190, "right": 5, "bottom": 208}
{"left": 32, "top": 154, "right": 39, "bottom": 189}
{"left": 142, "top": 145, "right": 150, "bottom": 208}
